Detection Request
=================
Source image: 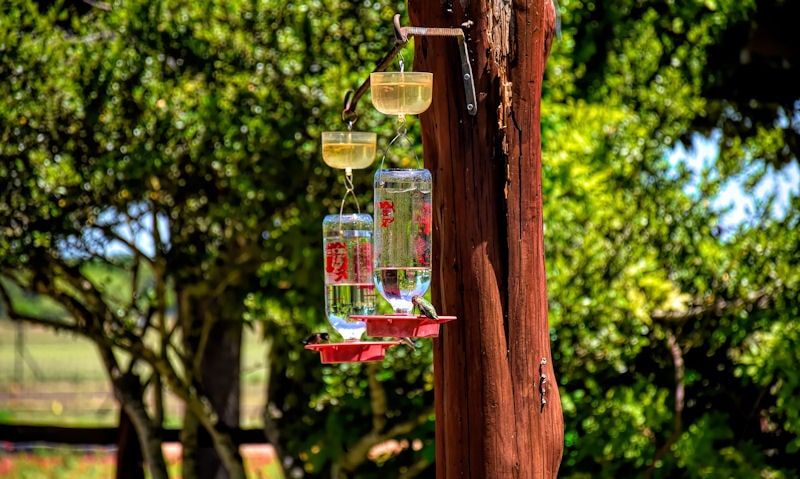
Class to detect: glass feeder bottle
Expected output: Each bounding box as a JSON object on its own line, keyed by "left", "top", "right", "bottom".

{"left": 373, "top": 168, "right": 432, "bottom": 314}
{"left": 323, "top": 213, "right": 376, "bottom": 340}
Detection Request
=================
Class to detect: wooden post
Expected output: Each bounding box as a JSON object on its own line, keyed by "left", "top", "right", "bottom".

{"left": 408, "top": 1, "right": 564, "bottom": 477}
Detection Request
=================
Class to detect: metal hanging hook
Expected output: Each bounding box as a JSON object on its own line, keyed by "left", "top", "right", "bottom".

{"left": 341, "top": 90, "right": 359, "bottom": 126}
{"left": 340, "top": 13, "right": 477, "bottom": 125}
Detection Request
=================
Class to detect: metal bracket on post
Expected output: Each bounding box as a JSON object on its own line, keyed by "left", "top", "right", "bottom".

{"left": 342, "top": 13, "right": 477, "bottom": 124}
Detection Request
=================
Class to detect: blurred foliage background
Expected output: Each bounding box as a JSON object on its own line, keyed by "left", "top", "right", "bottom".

{"left": 1, "top": 0, "right": 798, "bottom": 478}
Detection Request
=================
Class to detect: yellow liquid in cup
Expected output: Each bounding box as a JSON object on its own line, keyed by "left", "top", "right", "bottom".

{"left": 370, "top": 73, "right": 433, "bottom": 116}
{"left": 322, "top": 142, "right": 376, "bottom": 169}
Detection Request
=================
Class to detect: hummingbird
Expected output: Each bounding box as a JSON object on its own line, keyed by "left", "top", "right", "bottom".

{"left": 411, "top": 295, "right": 438, "bottom": 320}
{"left": 399, "top": 337, "right": 418, "bottom": 350}
{"left": 300, "top": 332, "right": 330, "bottom": 345}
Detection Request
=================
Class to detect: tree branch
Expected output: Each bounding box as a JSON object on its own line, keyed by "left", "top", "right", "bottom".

{"left": 651, "top": 290, "right": 770, "bottom": 322}
{"left": 82, "top": 0, "right": 112, "bottom": 11}
{"left": 2, "top": 236, "right": 243, "bottom": 478}
{"left": 331, "top": 359, "right": 434, "bottom": 475}
{"left": 644, "top": 330, "right": 684, "bottom": 479}
{"left": 367, "top": 363, "right": 388, "bottom": 432}
{"left": 0, "top": 280, "right": 79, "bottom": 333}
{"left": 90, "top": 221, "right": 155, "bottom": 266}
{"left": 338, "top": 404, "right": 435, "bottom": 474}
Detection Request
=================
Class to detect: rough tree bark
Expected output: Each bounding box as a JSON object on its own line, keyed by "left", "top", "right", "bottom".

{"left": 408, "top": 1, "right": 564, "bottom": 477}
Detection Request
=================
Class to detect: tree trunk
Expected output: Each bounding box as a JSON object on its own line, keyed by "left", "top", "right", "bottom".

{"left": 119, "top": 392, "right": 168, "bottom": 479}
{"left": 408, "top": 1, "right": 564, "bottom": 477}
{"left": 116, "top": 404, "right": 145, "bottom": 479}
{"left": 198, "top": 316, "right": 243, "bottom": 479}
{"left": 104, "top": 362, "right": 168, "bottom": 479}
{"left": 180, "top": 292, "right": 245, "bottom": 479}
{"left": 93, "top": 344, "right": 169, "bottom": 479}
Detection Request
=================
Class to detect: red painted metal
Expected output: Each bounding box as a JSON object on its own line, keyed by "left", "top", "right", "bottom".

{"left": 304, "top": 341, "right": 400, "bottom": 364}
{"left": 351, "top": 314, "right": 457, "bottom": 338}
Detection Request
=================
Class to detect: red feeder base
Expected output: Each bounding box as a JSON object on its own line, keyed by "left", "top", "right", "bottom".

{"left": 305, "top": 341, "right": 400, "bottom": 364}
{"left": 351, "top": 314, "right": 458, "bottom": 338}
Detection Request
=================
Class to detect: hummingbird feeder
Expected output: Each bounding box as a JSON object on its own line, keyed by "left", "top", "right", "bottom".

{"left": 306, "top": 125, "right": 399, "bottom": 363}
{"left": 310, "top": 214, "right": 400, "bottom": 363}
{"left": 307, "top": 13, "right": 468, "bottom": 361}
{"left": 322, "top": 212, "right": 375, "bottom": 340}
{"left": 352, "top": 70, "right": 454, "bottom": 336}
{"left": 372, "top": 167, "right": 432, "bottom": 314}
{"left": 357, "top": 168, "right": 457, "bottom": 338}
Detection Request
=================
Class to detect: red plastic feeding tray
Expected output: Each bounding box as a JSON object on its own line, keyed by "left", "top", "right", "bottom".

{"left": 305, "top": 341, "right": 400, "bottom": 364}
{"left": 351, "top": 314, "right": 457, "bottom": 338}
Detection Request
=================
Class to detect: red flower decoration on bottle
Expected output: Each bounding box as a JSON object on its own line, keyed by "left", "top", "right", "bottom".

{"left": 325, "top": 241, "right": 349, "bottom": 283}
{"left": 413, "top": 201, "right": 432, "bottom": 266}
{"left": 378, "top": 200, "right": 395, "bottom": 228}
{"left": 416, "top": 202, "right": 432, "bottom": 236}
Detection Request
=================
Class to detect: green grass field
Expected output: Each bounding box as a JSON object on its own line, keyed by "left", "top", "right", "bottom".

{"left": 0, "top": 319, "right": 269, "bottom": 427}
{"left": 0, "top": 318, "right": 283, "bottom": 477}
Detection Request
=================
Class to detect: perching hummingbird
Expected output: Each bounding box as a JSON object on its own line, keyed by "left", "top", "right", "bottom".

{"left": 411, "top": 295, "right": 438, "bottom": 320}
{"left": 399, "top": 337, "right": 418, "bottom": 350}
{"left": 300, "top": 332, "right": 330, "bottom": 345}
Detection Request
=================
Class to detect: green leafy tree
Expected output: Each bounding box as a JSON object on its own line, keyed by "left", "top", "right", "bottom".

{"left": 544, "top": 0, "right": 800, "bottom": 477}
{"left": 1, "top": 0, "right": 426, "bottom": 478}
